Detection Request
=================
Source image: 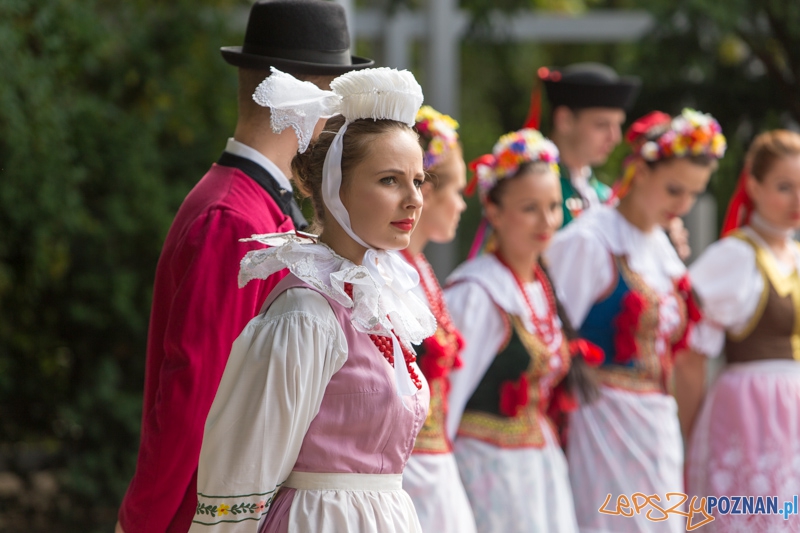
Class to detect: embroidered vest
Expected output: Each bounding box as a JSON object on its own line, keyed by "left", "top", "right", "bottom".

{"left": 579, "top": 256, "right": 687, "bottom": 392}
{"left": 402, "top": 252, "right": 464, "bottom": 455}
{"left": 458, "top": 315, "right": 570, "bottom": 449}
{"left": 725, "top": 231, "right": 800, "bottom": 362}
{"left": 412, "top": 325, "right": 461, "bottom": 454}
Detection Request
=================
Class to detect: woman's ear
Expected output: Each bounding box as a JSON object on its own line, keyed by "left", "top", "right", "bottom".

{"left": 744, "top": 173, "right": 760, "bottom": 206}
{"left": 420, "top": 180, "right": 436, "bottom": 202}
{"left": 484, "top": 200, "right": 501, "bottom": 229}
{"left": 630, "top": 158, "right": 650, "bottom": 188}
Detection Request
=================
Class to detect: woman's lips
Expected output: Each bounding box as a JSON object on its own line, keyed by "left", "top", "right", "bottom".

{"left": 391, "top": 219, "right": 414, "bottom": 231}
{"left": 535, "top": 233, "right": 553, "bottom": 242}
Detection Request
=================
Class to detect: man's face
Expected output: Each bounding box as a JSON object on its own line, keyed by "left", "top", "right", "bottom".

{"left": 558, "top": 107, "right": 626, "bottom": 167}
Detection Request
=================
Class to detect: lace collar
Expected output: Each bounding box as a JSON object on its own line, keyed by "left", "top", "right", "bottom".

{"left": 238, "top": 232, "right": 437, "bottom": 349}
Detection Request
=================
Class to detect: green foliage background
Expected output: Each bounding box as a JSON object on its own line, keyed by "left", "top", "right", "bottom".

{"left": 0, "top": 0, "right": 797, "bottom": 531}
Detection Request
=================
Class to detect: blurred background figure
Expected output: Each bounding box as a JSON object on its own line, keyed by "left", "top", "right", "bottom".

{"left": 537, "top": 62, "right": 639, "bottom": 224}
{"left": 545, "top": 109, "right": 725, "bottom": 532}
{"left": 401, "top": 106, "right": 476, "bottom": 533}
{"left": 678, "top": 130, "right": 800, "bottom": 532}
{"left": 445, "top": 129, "right": 579, "bottom": 533}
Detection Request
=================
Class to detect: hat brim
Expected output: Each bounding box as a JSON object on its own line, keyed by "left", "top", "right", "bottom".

{"left": 221, "top": 47, "right": 374, "bottom": 75}
{"left": 544, "top": 77, "right": 641, "bottom": 111}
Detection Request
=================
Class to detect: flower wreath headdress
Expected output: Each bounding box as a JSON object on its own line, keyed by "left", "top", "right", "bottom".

{"left": 617, "top": 108, "right": 727, "bottom": 198}
{"left": 466, "top": 128, "right": 560, "bottom": 201}
{"left": 465, "top": 128, "right": 560, "bottom": 257}
{"left": 414, "top": 105, "right": 460, "bottom": 170}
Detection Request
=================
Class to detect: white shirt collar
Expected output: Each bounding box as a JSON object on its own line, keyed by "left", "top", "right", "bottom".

{"left": 569, "top": 166, "right": 600, "bottom": 208}
{"left": 225, "top": 138, "right": 293, "bottom": 192}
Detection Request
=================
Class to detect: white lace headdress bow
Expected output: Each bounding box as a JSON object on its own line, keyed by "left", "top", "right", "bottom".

{"left": 250, "top": 67, "right": 432, "bottom": 398}
{"left": 253, "top": 66, "right": 423, "bottom": 249}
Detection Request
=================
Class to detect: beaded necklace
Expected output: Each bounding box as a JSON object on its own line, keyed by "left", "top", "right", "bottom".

{"left": 400, "top": 250, "right": 463, "bottom": 347}
{"left": 343, "top": 282, "right": 422, "bottom": 390}
{"left": 494, "top": 252, "right": 558, "bottom": 346}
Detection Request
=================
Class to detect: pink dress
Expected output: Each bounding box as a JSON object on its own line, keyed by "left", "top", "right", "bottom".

{"left": 688, "top": 228, "right": 800, "bottom": 532}
{"left": 189, "top": 240, "right": 435, "bottom": 533}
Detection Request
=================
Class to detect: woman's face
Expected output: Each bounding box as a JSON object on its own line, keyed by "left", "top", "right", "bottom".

{"left": 341, "top": 128, "right": 425, "bottom": 251}
{"left": 630, "top": 158, "right": 712, "bottom": 229}
{"left": 748, "top": 154, "right": 800, "bottom": 230}
{"left": 415, "top": 147, "right": 468, "bottom": 244}
{"left": 486, "top": 167, "right": 563, "bottom": 258}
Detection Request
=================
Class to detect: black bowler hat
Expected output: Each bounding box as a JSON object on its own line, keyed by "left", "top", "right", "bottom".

{"left": 541, "top": 62, "right": 641, "bottom": 111}
{"left": 221, "top": 0, "right": 374, "bottom": 75}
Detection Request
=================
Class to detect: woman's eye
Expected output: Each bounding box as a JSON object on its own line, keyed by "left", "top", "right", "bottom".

{"left": 777, "top": 183, "right": 792, "bottom": 193}
{"left": 414, "top": 179, "right": 424, "bottom": 188}
{"left": 550, "top": 203, "right": 560, "bottom": 211}
{"left": 523, "top": 205, "right": 539, "bottom": 213}
{"left": 667, "top": 187, "right": 682, "bottom": 197}
{"left": 380, "top": 176, "right": 397, "bottom": 185}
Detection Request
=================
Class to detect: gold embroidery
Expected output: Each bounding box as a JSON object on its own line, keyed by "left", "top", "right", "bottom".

{"left": 613, "top": 256, "right": 687, "bottom": 390}
{"left": 728, "top": 231, "right": 800, "bottom": 359}
{"left": 457, "top": 315, "right": 570, "bottom": 449}
{"left": 594, "top": 366, "right": 662, "bottom": 393}
{"left": 413, "top": 378, "right": 451, "bottom": 454}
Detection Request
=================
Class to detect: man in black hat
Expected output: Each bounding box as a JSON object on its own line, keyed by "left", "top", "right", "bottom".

{"left": 539, "top": 62, "right": 640, "bottom": 225}
{"left": 116, "top": 2, "right": 372, "bottom": 532}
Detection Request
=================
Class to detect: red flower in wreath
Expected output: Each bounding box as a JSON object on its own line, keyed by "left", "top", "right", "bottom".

{"left": 614, "top": 290, "right": 648, "bottom": 364}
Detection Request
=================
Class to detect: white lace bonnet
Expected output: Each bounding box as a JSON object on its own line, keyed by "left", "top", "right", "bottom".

{"left": 253, "top": 67, "right": 424, "bottom": 247}
{"left": 250, "top": 68, "right": 431, "bottom": 399}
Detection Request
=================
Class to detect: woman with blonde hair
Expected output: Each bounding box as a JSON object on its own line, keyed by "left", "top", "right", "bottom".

{"left": 677, "top": 129, "right": 800, "bottom": 531}
{"left": 399, "top": 105, "right": 476, "bottom": 533}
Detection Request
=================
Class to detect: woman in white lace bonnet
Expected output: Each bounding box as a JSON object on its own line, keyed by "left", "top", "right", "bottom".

{"left": 188, "top": 67, "right": 436, "bottom": 533}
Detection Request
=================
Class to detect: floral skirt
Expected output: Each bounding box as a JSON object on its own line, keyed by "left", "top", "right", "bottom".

{"left": 687, "top": 359, "right": 800, "bottom": 532}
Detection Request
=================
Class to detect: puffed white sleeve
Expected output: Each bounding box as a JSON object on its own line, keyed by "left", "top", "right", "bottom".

{"left": 189, "top": 288, "right": 348, "bottom": 532}
{"left": 544, "top": 227, "right": 614, "bottom": 329}
{"left": 688, "top": 237, "right": 762, "bottom": 357}
{"left": 443, "top": 281, "right": 507, "bottom": 441}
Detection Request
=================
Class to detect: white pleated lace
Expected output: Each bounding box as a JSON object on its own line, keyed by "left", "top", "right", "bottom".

{"left": 239, "top": 233, "right": 437, "bottom": 396}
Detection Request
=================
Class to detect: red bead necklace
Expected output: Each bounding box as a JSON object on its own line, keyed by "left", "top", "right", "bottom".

{"left": 343, "top": 282, "right": 422, "bottom": 390}
{"left": 494, "top": 252, "right": 558, "bottom": 346}
{"left": 400, "top": 250, "right": 464, "bottom": 350}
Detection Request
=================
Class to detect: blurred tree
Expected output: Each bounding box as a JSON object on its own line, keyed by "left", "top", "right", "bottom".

{"left": 0, "top": 0, "right": 244, "bottom": 530}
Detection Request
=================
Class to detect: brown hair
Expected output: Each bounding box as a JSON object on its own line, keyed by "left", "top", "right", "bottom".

{"left": 291, "top": 115, "right": 417, "bottom": 228}
{"left": 424, "top": 143, "right": 463, "bottom": 190}
{"left": 485, "top": 161, "right": 555, "bottom": 205}
{"left": 746, "top": 129, "right": 800, "bottom": 181}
